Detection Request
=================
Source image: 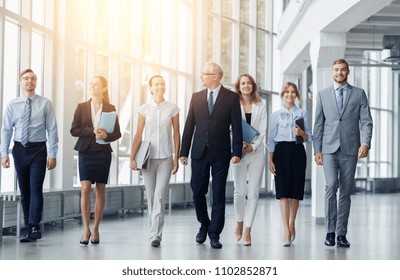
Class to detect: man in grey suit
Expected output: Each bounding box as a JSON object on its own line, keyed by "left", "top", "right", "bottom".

{"left": 313, "top": 58, "right": 373, "bottom": 247}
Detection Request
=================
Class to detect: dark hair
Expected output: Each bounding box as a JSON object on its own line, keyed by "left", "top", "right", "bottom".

{"left": 332, "top": 58, "right": 349, "bottom": 70}
{"left": 149, "top": 75, "right": 164, "bottom": 87}
{"left": 233, "top": 74, "right": 261, "bottom": 103}
{"left": 280, "top": 82, "right": 300, "bottom": 100}
{"left": 19, "top": 68, "right": 35, "bottom": 80}
{"left": 94, "top": 76, "right": 109, "bottom": 103}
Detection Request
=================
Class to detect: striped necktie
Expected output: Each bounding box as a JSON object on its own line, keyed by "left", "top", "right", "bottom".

{"left": 337, "top": 87, "right": 344, "bottom": 113}
{"left": 208, "top": 91, "right": 214, "bottom": 113}
{"left": 21, "top": 98, "right": 31, "bottom": 145}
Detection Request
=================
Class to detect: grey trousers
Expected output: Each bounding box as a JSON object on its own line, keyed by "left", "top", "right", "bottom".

{"left": 142, "top": 157, "right": 173, "bottom": 240}
{"left": 323, "top": 149, "right": 357, "bottom": 236}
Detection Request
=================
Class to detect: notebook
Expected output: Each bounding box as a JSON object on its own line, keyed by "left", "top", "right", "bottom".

{"left": 295, "top": 118, "right": 304, "bottom": 144}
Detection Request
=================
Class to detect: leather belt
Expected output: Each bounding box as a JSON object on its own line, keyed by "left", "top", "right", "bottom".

{"left": 15, "top": 141, "right": 46, "bottom": 148}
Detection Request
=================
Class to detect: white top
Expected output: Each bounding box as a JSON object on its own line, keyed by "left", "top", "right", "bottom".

{"left": 138, "top": 99, "right": 179, "bottom": 159}
{"left": 90, "top": 101, "right": 102, "bottom": 128}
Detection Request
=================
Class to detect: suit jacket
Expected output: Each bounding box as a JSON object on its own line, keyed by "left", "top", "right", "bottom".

{"left": 180, "top": 85, "right": 243, "bottom": 160}
{"left": 70, "top": 99, "right": 121, "bottom": 153}
{"left": 313, "top": 84, "right": 373, "bottom": 156}
{"left": 241, "top": 101, "right": 267, "bottom": 152}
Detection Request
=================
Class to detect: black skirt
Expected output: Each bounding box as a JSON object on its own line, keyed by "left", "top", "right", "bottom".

{"left": 272, "top": 142, "right": 306, "bottom": 200}
{"left": 78, "top": 142, "right": 112, "bottom": 184}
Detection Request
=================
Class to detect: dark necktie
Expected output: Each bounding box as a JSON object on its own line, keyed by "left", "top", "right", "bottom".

{"left": 21, "top": 98, "right": 32, "bottom": 145}
{"left": 337, "top": 87, "right": 344, "bottom": 113}
{"left": 208, "top": 91, "right": 214, "bottom": 113}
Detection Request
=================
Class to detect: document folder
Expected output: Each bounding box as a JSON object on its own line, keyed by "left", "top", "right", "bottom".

{"left": 135, "top": 140, "right": 151, "bottom": 170}
{"left": 241, "top": 119, "right": 260, "bottom": 143}
{"left": 96, "top": 111, "right": 117, "bottom": 144}
{"left": 295, "top": 118, "right": 304, "bottom": 144}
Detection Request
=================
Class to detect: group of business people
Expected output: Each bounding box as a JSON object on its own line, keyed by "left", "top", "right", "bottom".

{"left": 130, "top": 59, "right": 372, "bottom": 250}
{"left": 1, "top": 58, "right": 372, "bottom": 250}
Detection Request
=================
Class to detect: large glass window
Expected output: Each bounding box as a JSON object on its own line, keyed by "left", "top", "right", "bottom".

{"left": 5, "top": 0, "right": 20, "bottom": 14}
{"left": 256, "top": 30, "right": 266, "bottom": 87}
{"left": 32, "top": 0, "right": 45, "bottom": 25}
{"left": 351, "top": 51, "right": 394, "bottom": 178}
{"left": 222, "top": 0, "right": 233, "bottom": 18}
{"left": 0, "top": 22, "right": 19, "bottom": 192}
{"left": 239, "top": 24, "right": 250, "bottom": 75}
{"left": 240, "top": 0, "right": 250, "bottom": 24}
{"left": 31, "top": 31, "right": 45, "bottom": 95}
{"left": 206, "top": 15, "right": 214, "bottom": 63}
{"left": 221, "top": 19, "right": 233, "bottom": 83}
{"left": 257, "top": 0, "right": 266, "bottom": 28}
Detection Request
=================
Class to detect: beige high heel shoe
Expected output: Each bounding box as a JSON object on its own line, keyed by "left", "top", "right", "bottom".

{"left": 243, "top": 227, "right": 251, "bottom": 246}
{"left": 235, "top": 221, "right": 243, "bottom": 241}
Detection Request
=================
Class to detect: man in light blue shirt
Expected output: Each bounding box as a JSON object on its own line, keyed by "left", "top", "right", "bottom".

{"left": 1, "top": 68, "right": 58, "bottom": 242}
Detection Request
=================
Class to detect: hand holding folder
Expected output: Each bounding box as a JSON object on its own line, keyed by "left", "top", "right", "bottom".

{"left": 135, "top": 140, "right": 151, "bottom": 170}
{"left": 241, "top": 119, "right": 260, "bottom": 143}
{"left": 96, "top": 111, "right": 116, "bottom": 144}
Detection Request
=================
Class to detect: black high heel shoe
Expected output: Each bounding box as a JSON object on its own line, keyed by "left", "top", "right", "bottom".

{"left": 91, "top": 232, "right": 100, "bottom": 244}
{"left": 80, "top": 232, "right": 91, "bottom": 246}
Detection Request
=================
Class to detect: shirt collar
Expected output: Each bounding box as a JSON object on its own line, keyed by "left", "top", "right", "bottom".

{"left": 334, "top": 83, "right": 348, "bottom": 91}
{"left": 282, "top": 104, "right": 299, "bottom": 112}
{"left": 208, "top": 84, "right": 222, "bottom": 95}
{"left": 151, "top": 99, "right": 166, "bottom": 108}
{"left": 22, "top": 93, "right": 37, "bottom": 102}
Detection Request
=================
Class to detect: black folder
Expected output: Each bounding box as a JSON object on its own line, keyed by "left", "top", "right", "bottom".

{"left": 295, "top": 118, "right": 304, "bottom": 144}
{"left": 241, "top": 120, "right": 260, "bottom": 143}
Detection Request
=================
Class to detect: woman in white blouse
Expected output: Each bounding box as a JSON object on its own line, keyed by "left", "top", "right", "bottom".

{"left": 130, "top": 75, "right": 180, "bottom": 247}
{"left": 231, "top": 74, "right": 267, "bottom": 246}
{"left": 267, "top": 82, "right": 312, "bottom": 246}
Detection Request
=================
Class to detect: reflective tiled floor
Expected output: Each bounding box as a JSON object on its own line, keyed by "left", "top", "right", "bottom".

{"left": 1, "top": 192, "right": 399, "bottom": 260}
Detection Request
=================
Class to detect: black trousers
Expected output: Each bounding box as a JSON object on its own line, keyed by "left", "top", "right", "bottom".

{"left": 12, "top": 142, "right": 47, "bottom": 228}
{"left": 190, "top": 147, "right": 230, "bottom": 239}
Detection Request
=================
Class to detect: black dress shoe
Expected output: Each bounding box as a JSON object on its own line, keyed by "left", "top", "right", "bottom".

{"left": 196, "top": 227, "right": 207, "bottom": 244}
{"left": 210, "top": 237, "right": 222, "bottom": 249}
{"left": 20, "top": 233, "right": 37, "bottom": 243}
{"left": 337, "top": 235, "right": 350, "bottom": 247}
{"left": 30, "top": 226, "right": 42, "bottom": 240}
{"left": 151, "top": 239, "right": 160, "bottom": 247}
{"left": 324, "top": 232, "right": 335, "bottom": 246}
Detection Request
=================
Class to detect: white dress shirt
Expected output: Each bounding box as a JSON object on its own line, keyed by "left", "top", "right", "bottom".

{"left": 138, "top": 99, "right": 179, "bottom": 159}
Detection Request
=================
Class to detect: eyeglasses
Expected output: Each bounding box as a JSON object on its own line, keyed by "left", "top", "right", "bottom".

{"left": 201, "top": 72, "right": 216, "bottom": 76}
{"left": 21, "top": 77, "right": 37, "bottom": 81}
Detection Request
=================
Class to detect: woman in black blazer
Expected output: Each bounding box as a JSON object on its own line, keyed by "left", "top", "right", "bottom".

{"left": 70, "top": 76, "right": 121, "bottom": 245}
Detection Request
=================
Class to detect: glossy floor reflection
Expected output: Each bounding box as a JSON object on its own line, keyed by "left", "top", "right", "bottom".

{"left": 1, "top": 192, "right": 399, "bottom": 260}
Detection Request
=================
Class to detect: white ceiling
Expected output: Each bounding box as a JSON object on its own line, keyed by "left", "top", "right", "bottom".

{"left": 345, "top": 0, "right": 400, "bottom": 66}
